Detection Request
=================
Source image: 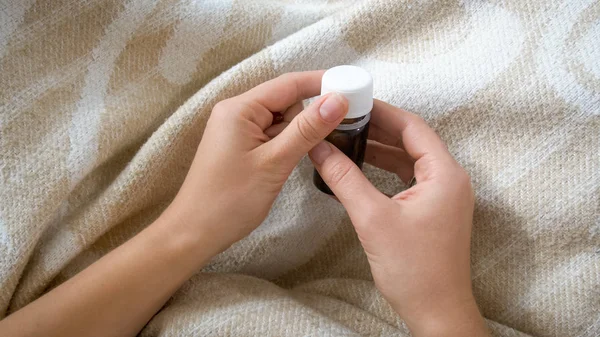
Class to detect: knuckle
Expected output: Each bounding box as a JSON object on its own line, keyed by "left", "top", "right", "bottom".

{"left": 453, "top": 166, "right": 474, "bottom": 198}
{"left": 296, "top": 114, "right": 321, "bottom": 144}
{"left": 277, "top": 72, "right": 301, "bottom": 101}
{"left": 327, "top": 160, "right": 354, "bottom": 189}
{"left": 406, "top": 114, "right": 427, "bottom": 130}
{"left": 212, "top": 99, "right": 234, "bottom": 117}
{"left": 456, "top": 167, "right": 472, "bottom": 188}
{"left": 413, "top": 114, "right": 427, "bottom": 125}
{"left": 278, "top": 72, "right": 297, "bottom": 83}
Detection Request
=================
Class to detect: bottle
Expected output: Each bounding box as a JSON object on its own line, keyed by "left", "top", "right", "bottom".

{"left": 313, "top": 65, "right": 373, "bottom": 195}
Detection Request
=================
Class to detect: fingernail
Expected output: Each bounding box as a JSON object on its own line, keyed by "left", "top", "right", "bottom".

{"left": 309, "top": 141, "right": 332, "bottom": 165}
{"left": 319, "top": 93, "right": 347, "bottom": 122}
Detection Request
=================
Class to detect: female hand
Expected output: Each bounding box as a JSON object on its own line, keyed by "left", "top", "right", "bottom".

{"left": 0, "top": 71, "right": 352, "bottom": 337}
{"left": 164, "top": 70, "right": 350, "bottom": 255}
{"left": 309, "top": 100, "right": 489, "bottom": 336}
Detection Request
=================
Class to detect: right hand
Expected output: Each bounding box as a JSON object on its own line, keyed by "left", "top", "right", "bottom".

{"left": 309, "top": 100, "right": 489, "bottom": 336}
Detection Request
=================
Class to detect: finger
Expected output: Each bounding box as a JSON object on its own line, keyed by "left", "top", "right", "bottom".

{"left": 264, "top": 122, "right": 288, "bottom": 138}
{"left": 283, "top": 100, "right": 304, "bottom": 122}
{"left": 371, "top": 100, "right": 454, "bottom": 182}
{"left": 368, "top": 122, "right": 404, "bottom": 149}
{"left": 240, "top": 70, "right": 324, "bottom": 112}
{"left": 261, "top": 93, "right": 348, "bottom": 166}
{"left": 263, "top": 101, "right": 305, "bottom": 138}
{"left": 211, "top": 98, "right": 274, "bottom": 131}
{"left": 309, "top": 141, "right": 386, "bottom": 214}
{"left": 371, "top": 99, "right": 450, "bottom": 160}
{"left": 365, "top": 140, "right": 414, "bottom": 184}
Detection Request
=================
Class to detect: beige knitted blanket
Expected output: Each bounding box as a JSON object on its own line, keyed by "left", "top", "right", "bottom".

{"left": 1, "top": 0, "right": 599, "bottom": 336}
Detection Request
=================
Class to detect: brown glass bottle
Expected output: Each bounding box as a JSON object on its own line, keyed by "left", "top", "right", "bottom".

{"left": 313, "top": 115, "right": 370, "bottom": 195}
{"left": 314, "top": 65, "right": 373, "bottom": 195}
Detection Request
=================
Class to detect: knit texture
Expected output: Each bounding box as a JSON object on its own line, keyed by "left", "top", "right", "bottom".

{"left": 1, "top": 0, "right": 599, "bottom": 336}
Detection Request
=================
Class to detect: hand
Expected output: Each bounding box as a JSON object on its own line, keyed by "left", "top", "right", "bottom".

{"left": 0, "top": 71, "right": 353, "bottom": 337}
{"left": 164, "top": 71, "right": 349, "bottom": 254}
{"left": 309, "top": 100, "right": 489, "bottom": 336}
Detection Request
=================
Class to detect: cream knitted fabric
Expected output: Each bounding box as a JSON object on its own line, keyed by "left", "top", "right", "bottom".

{"left": 1, "top": 1, "right": 599, "bottom": 336}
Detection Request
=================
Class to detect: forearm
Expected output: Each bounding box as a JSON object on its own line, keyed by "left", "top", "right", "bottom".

{"left": 0, "top": 209, "right": 215, "bottom": 337}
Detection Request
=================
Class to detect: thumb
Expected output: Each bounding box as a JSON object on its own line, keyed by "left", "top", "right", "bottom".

{"left": 309, "top": 141, "right": 386, "bottom": 216}
{"left": 264, "top": 93, "right": 348, "bottom": 166}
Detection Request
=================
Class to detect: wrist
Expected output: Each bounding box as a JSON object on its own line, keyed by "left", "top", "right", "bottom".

{"left": 151, "top": 201, "right": 227, "bottom": 269}
{"left": 400, "top": 295, "right": 489, "bottom": 337}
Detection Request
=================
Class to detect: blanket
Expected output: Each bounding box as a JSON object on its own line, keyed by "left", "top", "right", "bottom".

{"left": 1, "top": 0, "right": 599, "bottom": 336}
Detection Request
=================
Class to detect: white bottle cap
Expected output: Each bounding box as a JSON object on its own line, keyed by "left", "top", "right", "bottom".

{"left": 321, "top": 65, "right": 373, "bottom": 119}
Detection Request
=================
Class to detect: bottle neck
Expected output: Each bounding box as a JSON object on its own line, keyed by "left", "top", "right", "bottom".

{"left": 335, "top": 112, "right": 371, "bottom": 131}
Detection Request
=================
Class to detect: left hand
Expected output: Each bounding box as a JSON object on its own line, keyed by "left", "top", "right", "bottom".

{"left": 0, "top": 71, "right": 349, "bottom": 337}
{"left": 164, "top": 70, "right": 348, "bottom": 254}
